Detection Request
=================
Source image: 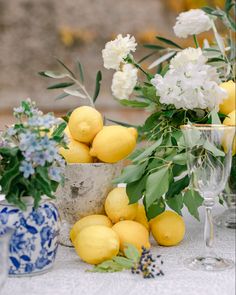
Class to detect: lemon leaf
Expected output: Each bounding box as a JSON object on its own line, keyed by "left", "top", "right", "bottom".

{"left": 145, "top": 166, "right": 169, "bottom": 209}
{"left": 123, "top": 243, "right": 140, "bottom": 263}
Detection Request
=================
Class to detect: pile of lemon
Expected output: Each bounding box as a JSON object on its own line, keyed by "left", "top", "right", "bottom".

{"left": 219, "top": 81, "right": 236, "bottom": 156}
{"left": 70, "top": 187, "right": 185, "bottom": 265}
{"left": 59, "top": 106, "right": 138, "bottom": 163}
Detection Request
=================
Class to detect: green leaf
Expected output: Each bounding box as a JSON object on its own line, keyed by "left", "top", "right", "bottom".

{"left": 55, "top": 93, "right": 70, "bottom": 100}
{"left": 47, "top": 82, "right": 74, "bottom": 89}
{"left": 114, "top": 162, "right": 147, "bottom": 184}
{"left": 126, "top": 175, "right": 148, "bottom": 204}
{"left": 143, "top": 44, "right": 165, "bottom": 50}
{"left": 52, "top": 121, "right": 67, "bottom": 138}
{"left": 156, "top": 36, "right": 182, "bottom": 49}
{"left": 166, "top": 194, "right": 183, "bottom": 215}
{"left": 119, "top": 99, "right": 149, "bottom": 108}
{"left": 105, "top": 118, "right": 137, "bottom": 128}
{"left": 123, "top": 243, "right": 140, "bottom": 262}
{"left": 166, "top": 175, "right": 189, "bottom": 198}
{"left": 138, "top": 51, "right": 157, "bottom": 63}
{"left": 203, "top": 140, "right": 225, "bottom": 157}
{"left": 132, "top": 137, "right": 163, "bottom": 163}
{"left": 112, "top": 257, "right": 134, "bottom": 268}
{"left": 145, "top": 166, "right": 169, "bottom": 208}
{"left": 148, "top": 51, "right": 176, "bottom": 69}
{"left": 141, "top": 86, "right": 159, "bottom": 103}
{"left": 93, "top": 70, "right": 102, "bottom": 102}
{"left": 183, "top": 190, "right": 203, "bottom": 220}
{"left": 172, "top": 153, "right": 188, "bottom": 165}
{"left": 56, "top": 58, "right": 76, "bottom": 78}
{"left": 0, "top": 147, "right": 18, "bottom": 157}
{"left": 225, "top": 0, "right": 235, "bottom": 12}
{"left": 76, "top": 60, "right": 84, "bottom": 83}
{"left": 144, "top": 196, "right": 165, "bottom": 220}
{"left": 63, "top": 89, "right": 86, "bottom": 98}
{"left": 38, "top": 71, "right": 68, "bottom": 79}
{"left": 0, "top": 158, "right": 20, "bottom": 194}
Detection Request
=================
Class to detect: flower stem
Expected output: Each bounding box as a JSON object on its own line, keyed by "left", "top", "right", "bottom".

{"left": 193, "top": 35, "right": 199, "bottom": 48}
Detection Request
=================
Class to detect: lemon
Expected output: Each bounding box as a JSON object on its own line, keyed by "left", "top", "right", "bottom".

{"left": 70, "top": 215, "right": 112, "bottom": 244}
{"left": 219, "top": 81, "right": 236, "bottom": 115}
{"left": 105, "top": 187, "right": 138, "bottom": 223}
{"left": 74, "top": 225, "right": 120, "bottom": 264}
{"left": 134, "top": 204, "right": 149, "bottom": 231}
{"left": 59, "top": 138, "right": 93, "bottom": 163}
{"left": 112, "top": 220, "right": 150, "bottom": 253}
{"left": 68, "top": 106, "right": 103, "bottom": 143}
{"left": 64, "top": 125, "right": 73, "bottom": 139}
{"left": 90, "top": 126, "right": 137, "bottom": 163}
{"left": 223, "top": 110, "right": 236, "bottom": 156}
{"left": 150, "top": 211, "right": 185, "bottom": 246}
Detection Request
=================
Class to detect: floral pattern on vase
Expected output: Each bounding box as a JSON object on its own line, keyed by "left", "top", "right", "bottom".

{"left": 0, "top": 199, "right": 60, "bottom": 276}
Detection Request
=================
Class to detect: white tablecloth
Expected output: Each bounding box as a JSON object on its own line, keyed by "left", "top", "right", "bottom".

{"left": 2, "top": 206, "right": 235, "bottom": 295}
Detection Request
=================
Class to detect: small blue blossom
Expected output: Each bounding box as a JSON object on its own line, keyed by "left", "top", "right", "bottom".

{"left": 32, "top": 152, "right": 47, "bottom": 166}
{"left": 48, "top": 167, "right": 62, "bottom": 182}
{"left": 7, "top": 127, "right": 17, "bottom": 136}
{"left": 45, "top": 147, "right": 58, "bottom": 163}
{"left": 19, "top": 161, "right": 35, "bottom": 178}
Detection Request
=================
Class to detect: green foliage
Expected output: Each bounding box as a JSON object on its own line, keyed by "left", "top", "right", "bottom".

{"left": 0, "top": 100, "right": 67, "bottom": 210}
{"left": 89, "top": 244, "right": 140, "bottom": 273}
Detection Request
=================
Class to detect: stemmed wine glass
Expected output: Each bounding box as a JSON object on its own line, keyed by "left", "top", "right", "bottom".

{"left": 181, "top": 124, "right": 235, "bottom": 271}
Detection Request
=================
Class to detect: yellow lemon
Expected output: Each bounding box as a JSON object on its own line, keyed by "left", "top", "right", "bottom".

{"left": 68, "top": 106, "right": 103, "bottom": 143}
{"left": 64, "top": 125, "right": 73, "bottom": 139}
{"left": 223, "top": 110, "right": 236, "bottom": 156}
{"left": 219, "top": 81, "right": 236, "bottom": 115}
{"left": 74, "top": 225, "right": 120, "bottom": 264}
{"left": 59, "top": 138, "right": 93, "bottom": 163}
{"left": 112, "top": 220, "right": 150, "bottom": 253}
{"left": 150, "top": 211, "right": 185, "bottom": 246}
{"left": 70, "top": 215, "right": 112, "bottom": 244}
{"left": 134, "top": 204, "right": 149, "bottom": 231}
{"left": 105, "top": 187, "right": 138, "bottom": 223}
{"left": 90, "top": 126, "right": 137, "bottom": 163}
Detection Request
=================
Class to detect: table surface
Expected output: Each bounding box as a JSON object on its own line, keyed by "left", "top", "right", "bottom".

{"left": 2, "top": 206, "right": 235, "bottom": 295}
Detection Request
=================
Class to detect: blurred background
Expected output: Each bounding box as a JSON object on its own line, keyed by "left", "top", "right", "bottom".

{"left": 0, "top": 0, "right": 224, "bottom": 129}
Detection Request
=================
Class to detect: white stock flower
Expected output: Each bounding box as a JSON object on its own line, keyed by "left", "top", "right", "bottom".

{"left": 111, "top": 64, "right": 138, "bottom": 99}
{"left": 151, "top": 48, "right": 227, "bottom": 110}
{"left": 102, "top": 34, "right": 137, "bottom": 70}
{"left": 173, "top": 9, "right": 212, "bottom": 38}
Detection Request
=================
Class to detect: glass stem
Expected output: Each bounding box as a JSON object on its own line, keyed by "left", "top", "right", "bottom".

{"left": 204, "top": 201, "right": 215, "bottom": 256}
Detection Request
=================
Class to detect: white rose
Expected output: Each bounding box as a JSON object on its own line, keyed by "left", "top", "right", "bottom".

{"left": 102, "top": 34, "right": 137, "bottom": 70}
{"left": 111, "top": 64, "right": 138, "bottom": 99}
{"left": 173, "top": 9, "right": 212, "bottom": 38}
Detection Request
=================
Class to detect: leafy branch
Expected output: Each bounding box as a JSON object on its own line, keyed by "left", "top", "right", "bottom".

{"left": 39, "top": 58, "right": 102, "bottom": 107}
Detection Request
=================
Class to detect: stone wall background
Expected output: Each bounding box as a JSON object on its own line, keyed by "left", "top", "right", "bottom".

{"left": 0, "top": 0, "right": 177, "bottom": 124}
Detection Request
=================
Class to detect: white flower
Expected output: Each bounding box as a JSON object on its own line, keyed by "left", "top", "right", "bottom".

{"left": 173, "top": 9, "right": 212, "bottom": 38}
{"left": 102, "top": 34, "right": 137, "bottom": 70}
{"left": 151, "top": 48, "right": 227, "bottom": 110}
{"left": 170, "top": 47, "right": 207, "bottom": 69}
{"left": 111, "top": 64, "right": 138, "bottom": 99}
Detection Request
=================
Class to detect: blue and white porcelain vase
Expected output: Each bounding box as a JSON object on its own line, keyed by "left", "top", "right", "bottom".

{"left": 0, "top": 197, "right": 60, "bottom": 276}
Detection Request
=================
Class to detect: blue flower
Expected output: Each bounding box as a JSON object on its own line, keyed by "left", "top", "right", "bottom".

{"left": 32, "top": 152, "right": 47, "bottom": 166}
{"left": 25, "top": 263, "right": 34, "bottom": 273}
{"left": 40, "top": 226, "right": 53, "bottom": 246}
{"left": 48, "top": 167, "right": 62, "bottom": 182}
{"left": 45, "top": 147, "right": 58, "bottom": 163}
{"left": 10, "top": 232, "right": 26, "bottom": 253}
{"left": 19, "top": 161, "right": 35, "bottom": 178}
{"left": 35, "top": 256, "right": 50, "bottom": 270}
{"left": 30, "top": 210, "right": 45, "bottom": 225}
